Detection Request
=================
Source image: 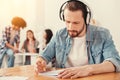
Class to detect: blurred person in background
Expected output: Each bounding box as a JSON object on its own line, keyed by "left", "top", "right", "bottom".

{"left": 40, "top": 29, "right": 53, "bottom": 51}
{"left": 0, "top": 16, "right": 26, "bottom": 68}
{"left": 21, "top": 30, "right": 39, "bottom": 65}
{"left": 39, "top": 29, "right": 54, "bottom": 67}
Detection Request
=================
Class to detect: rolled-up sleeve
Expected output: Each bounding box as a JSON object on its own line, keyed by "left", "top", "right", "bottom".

{"left": 105, "top": 57, "right": 120, "bottom": 72}
{"left": 103, "top": 29, "right": 120, "bottom": 72}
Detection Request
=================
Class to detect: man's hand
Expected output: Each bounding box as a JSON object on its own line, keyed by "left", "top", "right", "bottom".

{"left": 57, "top": 65, "right": 93, "bottom": 79}
{"left": 57, "top": 61, "right": 115, "bottom": 79}
{"left": 6, "top": 42, "right": 19, "bottom": 53}
{"left": 34, "top": 57, "right": 47, "bottom": 73}
{"left": 20, "top": 49, "right": 25, "bottom": 53}
{"left": 13, "top": 47, "right": 19, "bottom": 53}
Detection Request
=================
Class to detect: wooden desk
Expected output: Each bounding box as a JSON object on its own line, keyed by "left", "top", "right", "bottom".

{"left": 0, "top": 65, "right": 120, "bottom": 80}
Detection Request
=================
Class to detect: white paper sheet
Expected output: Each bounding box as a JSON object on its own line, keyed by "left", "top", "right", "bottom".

{"left": 39, "top": 69, "right": 64, "bottom": 76}
{"left": 0, "top": 76, "right": 28, "bottom": 80}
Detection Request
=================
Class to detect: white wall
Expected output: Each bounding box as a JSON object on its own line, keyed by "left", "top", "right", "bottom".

{"left": 44, "top": 0, "right": 65, "bottom": 34}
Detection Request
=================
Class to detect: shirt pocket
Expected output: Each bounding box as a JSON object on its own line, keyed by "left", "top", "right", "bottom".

{"left": 92, "top": 50, "right": 104, "bottom": 63}
{"left": 55, "top": 43, "right": 65, "bottom": 53}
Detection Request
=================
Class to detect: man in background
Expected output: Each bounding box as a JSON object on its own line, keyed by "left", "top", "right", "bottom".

{"left": 0, "top": 16, "right": 27, "bottom": 68}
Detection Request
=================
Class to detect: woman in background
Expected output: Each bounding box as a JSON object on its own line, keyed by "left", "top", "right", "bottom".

{"left": 21, "top": 30, "right": 39, "bottom": 65}
{"left": 40, "top": 29, "right": 55, "bottom": 67}
{"left": 41, "top": 29, "right": 53, "bottom": 50}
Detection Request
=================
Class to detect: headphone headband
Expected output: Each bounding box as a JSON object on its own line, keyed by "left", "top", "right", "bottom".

{"left": 59, "top": 0, "right": 91, "bottom": 26}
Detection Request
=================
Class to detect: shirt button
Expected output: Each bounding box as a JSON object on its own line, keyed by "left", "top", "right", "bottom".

{"left": 66, "top": 53, "right": 68, "bottom": 56}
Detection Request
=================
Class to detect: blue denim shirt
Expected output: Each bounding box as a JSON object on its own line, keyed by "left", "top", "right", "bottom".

{"left": 41, "top": 25, "right": 120, "bottom": 72}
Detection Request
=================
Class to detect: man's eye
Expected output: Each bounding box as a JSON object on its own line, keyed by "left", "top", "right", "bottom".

{"left": 66, "top": 21, "right": 70, "bottom": 23}
{"left": 73, "top": 22, "right": 79, "bottom": 24}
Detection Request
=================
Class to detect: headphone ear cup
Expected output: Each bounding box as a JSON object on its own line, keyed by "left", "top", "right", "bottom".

{"left": 86, "top": 11, "right": 91, "bottom": 26}
{"left": 86, "top": 12, "right": 89, "bottom": 25}
{"left": 59, "top": 0, "right": 71, "bottom": 21}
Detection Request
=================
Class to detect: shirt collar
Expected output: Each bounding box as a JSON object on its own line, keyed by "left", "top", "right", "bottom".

{"left": 86, "top": 25, "right": 94, "bottom": 42}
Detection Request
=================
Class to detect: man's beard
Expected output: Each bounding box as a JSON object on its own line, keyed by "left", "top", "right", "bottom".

{"left": 68, "top": 25, "right": 85, "bottom": 38}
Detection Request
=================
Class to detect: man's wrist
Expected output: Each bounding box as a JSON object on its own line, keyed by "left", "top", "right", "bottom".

{"left": 84, "top": 65, "right": 94, "bottom": 75}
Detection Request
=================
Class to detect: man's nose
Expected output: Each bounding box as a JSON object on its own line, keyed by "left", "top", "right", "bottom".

{"left": 68, "top": 23, "right": 73, "bottom": 30}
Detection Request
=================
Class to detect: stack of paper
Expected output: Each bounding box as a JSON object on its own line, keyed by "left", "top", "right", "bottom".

{"left": 39, "top": 69, "right": 64, "bottom": 76}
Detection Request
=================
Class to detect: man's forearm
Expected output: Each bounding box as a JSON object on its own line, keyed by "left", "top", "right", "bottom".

{"left": 5, "top": 43, "right": 14, "bottom": 50}
{"left": 90, "top": 61, "right": 115, "bottom": 75}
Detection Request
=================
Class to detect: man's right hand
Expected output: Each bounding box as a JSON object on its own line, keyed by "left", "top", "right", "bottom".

{"left": 34, "top": 56, "right": 47, "bottom": 73}
{"left": 13, "top": 47, "right": 19, "bottom": 53}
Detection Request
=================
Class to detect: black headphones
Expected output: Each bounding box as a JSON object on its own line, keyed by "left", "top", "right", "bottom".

{"left": 59, "top": 0, "right": 91, "bottom": 26}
